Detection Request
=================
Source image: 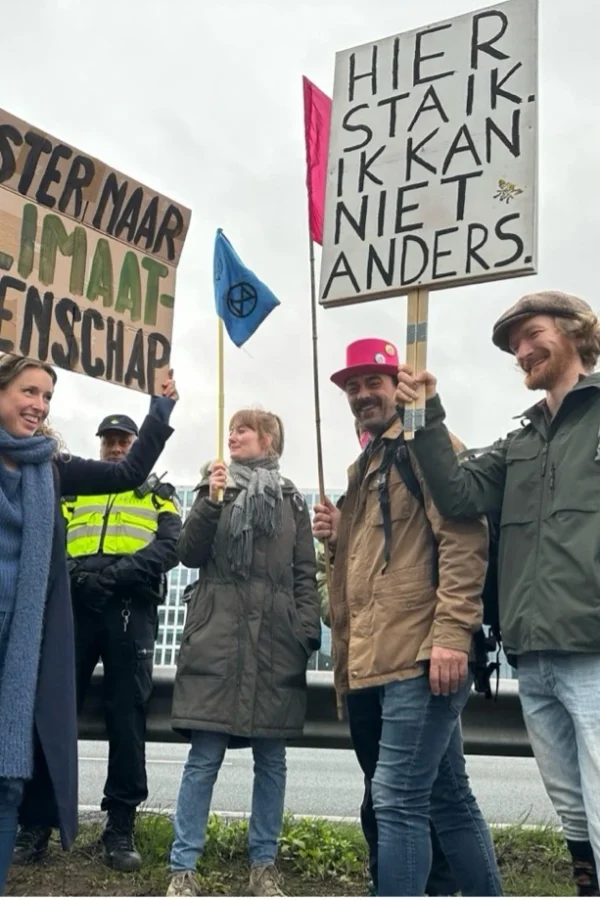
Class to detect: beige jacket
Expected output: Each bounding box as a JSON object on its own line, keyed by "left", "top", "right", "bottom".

{"left": 329, "top": 418, "right": 488, "bottom": 693}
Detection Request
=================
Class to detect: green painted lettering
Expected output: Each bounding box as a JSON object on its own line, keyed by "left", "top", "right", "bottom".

{"left": 86, "top": 238, "right": 114, "bottom": 308}
{"left": 115, "top": 251, "right": 142, "bottom": 322}
{"left": 39, "top": 214, "right": 87, "bottom": 295}
{"left": 18, "top": 204, "right": 37, "bottom": 279}
{"left": 141, "top": 256, "right": 168, "bottom": 325}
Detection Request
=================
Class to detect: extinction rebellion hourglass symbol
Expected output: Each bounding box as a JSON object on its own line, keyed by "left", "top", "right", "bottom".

{"left": 226, "top": 282, "right": 258, "bottom": 318}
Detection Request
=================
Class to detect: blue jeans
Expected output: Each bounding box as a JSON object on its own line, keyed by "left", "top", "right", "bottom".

{"left": 518, "top": 652, "right": 600, "bottom": 870}
{"left": 170, "top": 731, "right": 286, "bottom": 872}
{"left": 371, "top": 673, "right": 501, "bottom": 897}
{"left": 346, "top": 687, "right": 458, "bottom": 896}
{"left": 0, "top": 611, "right": 24, "bottom": 895}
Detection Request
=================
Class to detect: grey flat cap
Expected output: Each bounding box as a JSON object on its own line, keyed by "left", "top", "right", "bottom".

{"left": 492, "top": 291, "right": 593, "bottom": 353}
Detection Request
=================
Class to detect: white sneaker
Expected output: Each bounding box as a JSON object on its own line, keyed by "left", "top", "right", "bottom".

{"left": 166, "top": 870, "right": 199, "bottom": 897}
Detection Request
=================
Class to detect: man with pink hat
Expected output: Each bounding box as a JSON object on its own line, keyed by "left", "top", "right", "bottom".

{"left": 313, "top": 338, "right": 501, "bottom": 897}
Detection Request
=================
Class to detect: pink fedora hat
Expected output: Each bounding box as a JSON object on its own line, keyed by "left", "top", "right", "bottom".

{"left": 331, "top": 338, "right": 400, "bottom": 389}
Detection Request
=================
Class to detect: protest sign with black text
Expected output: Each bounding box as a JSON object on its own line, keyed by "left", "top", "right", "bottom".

{"left": 0, "top": 108, "right": 191, "bottom": 392}
{"left": 319, "top": 0, "right": 538, "bottom": 307}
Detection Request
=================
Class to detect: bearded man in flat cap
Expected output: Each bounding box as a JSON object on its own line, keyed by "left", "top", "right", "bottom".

{"left": 395, "top": 291, "right": 600, "bottom": 897}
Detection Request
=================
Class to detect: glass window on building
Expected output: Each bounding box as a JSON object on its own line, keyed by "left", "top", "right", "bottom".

{"left": 164, "top": 648, "right": 173, "bottom": 665}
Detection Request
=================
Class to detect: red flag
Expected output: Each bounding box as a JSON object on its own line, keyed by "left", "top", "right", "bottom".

{"left": 303, "top": 76, "right": 332, "bottom": 246}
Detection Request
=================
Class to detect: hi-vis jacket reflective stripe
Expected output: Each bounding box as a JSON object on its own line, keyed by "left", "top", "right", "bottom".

{"left": 62, "top": 489, "right": 179, "bottom": 558}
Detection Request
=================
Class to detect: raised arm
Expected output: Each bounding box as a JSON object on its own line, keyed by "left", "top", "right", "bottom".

{"left": 413, "top": 447, "right": 489, "bottom": 653}
{"left": 56, "top": 396, "right": 175, "bottom": 497}
{"left": 411, "top": 395, "right": 507, "bottom": 518}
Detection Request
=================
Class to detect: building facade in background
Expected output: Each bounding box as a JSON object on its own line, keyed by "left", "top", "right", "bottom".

{"left": 156, "top": 485, "right": 516, "bottom": 679}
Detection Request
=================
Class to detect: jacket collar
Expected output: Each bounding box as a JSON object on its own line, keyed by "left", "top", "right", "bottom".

{"left": 516, "top": 371, "right": 600, "bottom": 423}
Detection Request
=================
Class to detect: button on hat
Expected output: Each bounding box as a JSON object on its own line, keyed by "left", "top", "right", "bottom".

{"left": 492, "top": 291, "right": 594, "bottom": 353}
{"left": 96, "top": 414, "right": 139, "bottom": 437}
{"left": 330, "top": 338, "right": 400, "bottom": 389}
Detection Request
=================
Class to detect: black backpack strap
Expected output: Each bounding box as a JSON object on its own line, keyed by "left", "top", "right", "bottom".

{"left": 376, "top": 443, "right": 396, "bottom": 571}
{"left": 377, "top": 438, "right": 424, "bottom": 570}
{"left": 393, "top": 440, "right": 424, "bottom": 505}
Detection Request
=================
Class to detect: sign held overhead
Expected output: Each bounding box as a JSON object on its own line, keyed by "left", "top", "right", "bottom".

{"left": 0, "top": 108, "right": 191, "bottom": 393}
{"left": 319, "top": 0, "right": 538, "bottom": 308}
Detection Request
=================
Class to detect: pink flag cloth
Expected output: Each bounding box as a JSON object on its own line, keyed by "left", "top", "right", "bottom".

{"left": 303, "top": 76, "right": 332, "bottom": 246}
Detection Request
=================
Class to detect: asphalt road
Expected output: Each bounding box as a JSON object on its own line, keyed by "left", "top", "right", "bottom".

{"left": 79, "top": 742, "right": 559, "bottom": 827}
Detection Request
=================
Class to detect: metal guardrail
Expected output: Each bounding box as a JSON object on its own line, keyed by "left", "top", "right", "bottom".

{"left": 79, "top": 669, "right": 532, "bottom": 757}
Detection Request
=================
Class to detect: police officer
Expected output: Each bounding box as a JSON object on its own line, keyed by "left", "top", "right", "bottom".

{"left": 13, "top": 413, "right": 182, "bottom": 872}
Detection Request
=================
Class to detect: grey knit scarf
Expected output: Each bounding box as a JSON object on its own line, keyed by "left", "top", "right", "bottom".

{"left": 0, "top": 428, "right": 56, "bottom": 779}
{"left": 227, "top": 457, "right": 282, "bottom": 578}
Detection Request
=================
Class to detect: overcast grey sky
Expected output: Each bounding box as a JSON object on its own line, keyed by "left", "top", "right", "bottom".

{"left": 1, "top": 0, "right": 596, "bottom": 490}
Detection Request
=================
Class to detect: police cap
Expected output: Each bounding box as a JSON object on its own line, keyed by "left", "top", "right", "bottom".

{"left": 96, "top": 414, "right": 139, "bottom": 437}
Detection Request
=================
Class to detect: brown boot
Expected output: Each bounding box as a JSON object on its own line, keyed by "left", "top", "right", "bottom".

{"left": 249, "top": 863, "right": 285, "bottom": 896}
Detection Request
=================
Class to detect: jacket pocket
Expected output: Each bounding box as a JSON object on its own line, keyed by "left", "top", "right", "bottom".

{"left": 287, "top": 604, "right": 312, "bottom": 657}
{"left": 367, "top": 575, "right": 436, "bottom": 678}
{"left": 272, "top": 594, "right": 310, "bottom": 688}
{"left": 181, "top": 585, "right": 215, "bottom": 642}
{"left": 501, "top": 441, "right": 540, "bottom": 526}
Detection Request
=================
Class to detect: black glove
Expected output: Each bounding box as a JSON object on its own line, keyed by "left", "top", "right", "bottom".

{"left": 73, "top": 572, "right": 114, "bottom": 611}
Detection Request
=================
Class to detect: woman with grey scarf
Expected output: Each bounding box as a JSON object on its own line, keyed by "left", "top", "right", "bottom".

{"left": 167, "top": 409, "right": 321, "bottom": 898}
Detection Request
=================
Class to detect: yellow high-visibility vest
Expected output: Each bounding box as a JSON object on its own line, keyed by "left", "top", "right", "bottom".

{"left": 62, "top": 489, "right": 179, "bottom": 558}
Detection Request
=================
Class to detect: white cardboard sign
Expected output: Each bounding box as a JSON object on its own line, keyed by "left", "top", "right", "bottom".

{"left": 319, "top": 0, "right": 538, "bottom": 308}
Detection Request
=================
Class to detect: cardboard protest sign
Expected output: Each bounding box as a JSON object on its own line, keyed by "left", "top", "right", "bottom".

{"left": 320, "top": 0, "right": 538, "bottom": 307}
{"left": 0, "top": 108, "right": 191, "bottom": 392}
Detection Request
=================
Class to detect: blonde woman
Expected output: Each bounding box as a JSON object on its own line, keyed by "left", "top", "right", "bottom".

{"left": 0, "top": 354, "right": 177, "bottom": 894}
{"left": 167, "top": 409, "right": 320, "bottom": 897}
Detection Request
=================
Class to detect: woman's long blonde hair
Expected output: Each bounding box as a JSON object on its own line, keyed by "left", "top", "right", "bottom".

{"left": 0, "top": 355, "right": 67, "bottom": 453}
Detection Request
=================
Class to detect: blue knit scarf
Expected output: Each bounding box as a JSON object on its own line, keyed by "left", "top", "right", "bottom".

{"left": 0, "top": 428, "right": 56, "bottom": 779}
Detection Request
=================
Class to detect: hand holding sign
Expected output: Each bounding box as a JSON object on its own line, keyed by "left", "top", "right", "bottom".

{"left": 395, "top": 363, "right": 438, "bottom": 406}
{"left": 160, "top": 368, "right": 179, "bottom": 402}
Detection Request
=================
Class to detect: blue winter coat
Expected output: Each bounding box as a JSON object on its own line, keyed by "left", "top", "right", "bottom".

{"left": 17, "top": 411, "right": 174, "bottom": 848}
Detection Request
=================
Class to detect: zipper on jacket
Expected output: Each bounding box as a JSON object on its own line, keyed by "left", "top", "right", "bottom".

{"left": 549, "top": 463, "right": 556, "bottom": 492}
{"left": 541, "top": 444, "right": 548, "bottom": 476}
{"left": 528, "top": 440, "right": 548, "bottom": 649}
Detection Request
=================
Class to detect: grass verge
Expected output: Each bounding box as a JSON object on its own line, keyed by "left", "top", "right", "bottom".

{"left": 6, "top": 813, "right": 573, "bottom": 896}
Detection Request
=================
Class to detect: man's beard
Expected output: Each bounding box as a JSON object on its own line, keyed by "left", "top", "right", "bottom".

{"left": 351, "top": 400, "right": 390, "bottom": 435}
{"left": 522, "top": 343, "right": 573, "bottom": 391}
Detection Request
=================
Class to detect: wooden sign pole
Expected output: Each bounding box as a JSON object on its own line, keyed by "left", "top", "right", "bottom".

{"left": 403, "top": 288, "right": 429, "bottom": 441}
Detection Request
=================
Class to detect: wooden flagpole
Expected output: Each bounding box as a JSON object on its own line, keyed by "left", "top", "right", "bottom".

{"left": 217, "top": 315, "right": 225, "bottom": 502}
{"left": 307, "top": 228, "right": 333, "bottom": 590}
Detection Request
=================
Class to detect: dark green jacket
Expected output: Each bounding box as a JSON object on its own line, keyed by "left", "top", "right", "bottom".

{"left": 410, "top": 373, "right": 600, "bottom": 658}
{"left": 172, "top": 477, "right": 320, "bottom": 740}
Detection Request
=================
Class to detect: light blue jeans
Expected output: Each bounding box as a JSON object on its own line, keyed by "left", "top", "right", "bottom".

{"left": 0, "top": 611, "right": 24, "bottom": 895}
{"left": 371, "top": 673, "right": 501, "bottom": 897}
{"left": 170, "top": 731, "right": 287, "bottom": 872}
{"left": 518, "top": 652, "right": 600, "bottom": 869}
